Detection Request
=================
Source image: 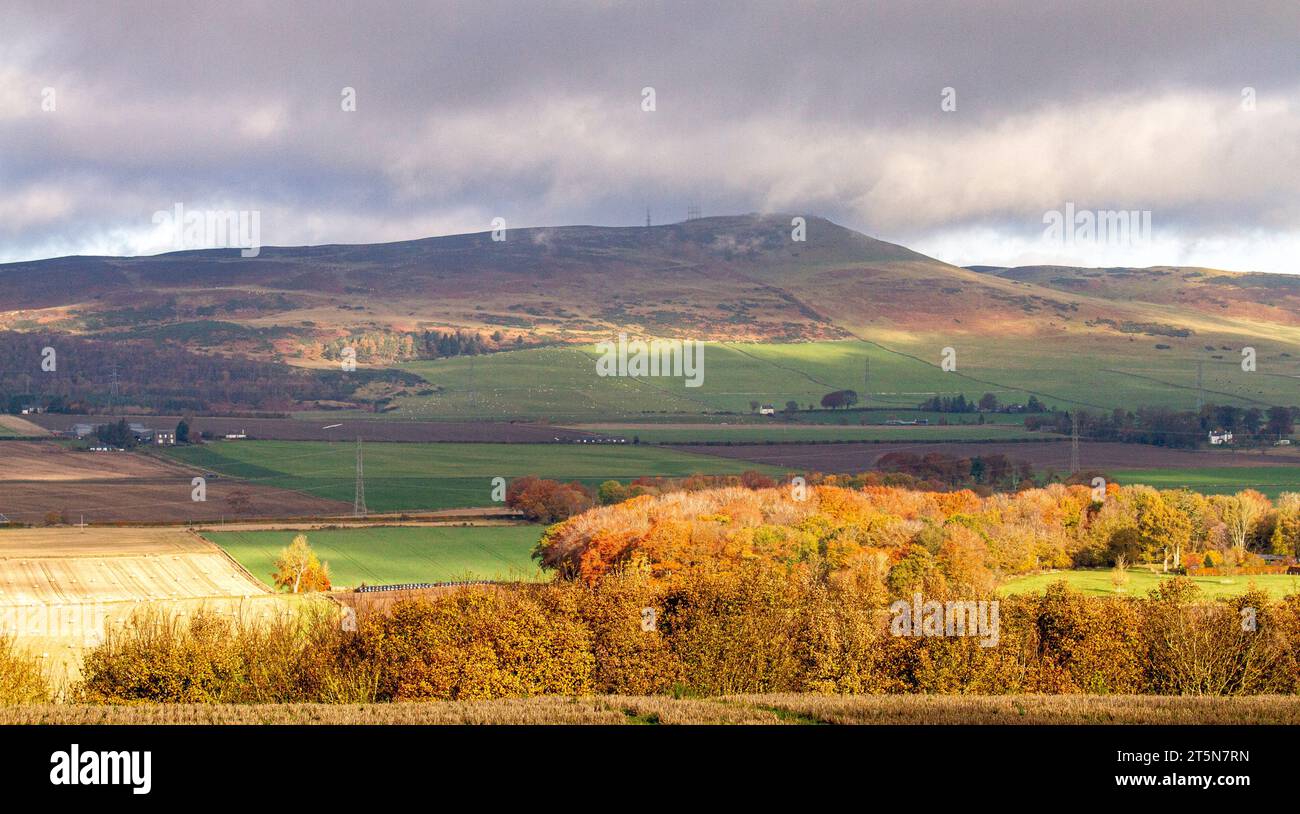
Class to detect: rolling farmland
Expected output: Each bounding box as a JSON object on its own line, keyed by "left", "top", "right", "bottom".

{"left": 344, "top": 337, "right": 1300, "bottom": 422}
{"left": 163, "top": 440, "right": 783, "bottom": 513}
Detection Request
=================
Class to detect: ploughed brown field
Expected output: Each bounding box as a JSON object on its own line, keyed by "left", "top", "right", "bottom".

{"left": 675, "top": 439, "right": 1300, "bottom": 473}
{"left": 26, "top": 414, "right": 599, "bottom": 443}
{"left": 3, "top": 695, "right": 1298, "bottom": 725}
{"left": 0, "top": 440, "right": 349, "bottom": 522}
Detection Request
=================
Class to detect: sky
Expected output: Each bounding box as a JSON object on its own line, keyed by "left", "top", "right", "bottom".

{"left": 1, "top": 1, "right": 1297, "bottom": 272}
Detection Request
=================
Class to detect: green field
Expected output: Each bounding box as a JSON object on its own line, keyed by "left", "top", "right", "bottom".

{"left": 1000, "top": 568, "right": 1300, "bottom": 599}
{"left": 289, "top": 337, "right": 1300, "bottom": 422}
{"left": 573, "top": 424, "right": 1047, "bottom": 444}
{"left": 1111, "top": 466, "right": 1300, "bottom": 498}
{"left": 377, "top": 341, "right": 1043, "bottom": 421}
{"left": 204, "top": 525, "right": 545, "bottom": 588}
{"left": 164, "top": 441, "right": 782, "bottom": 513}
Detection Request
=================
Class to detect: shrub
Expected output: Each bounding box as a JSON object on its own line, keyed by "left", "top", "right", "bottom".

{"left": 0, "top": 636, "right": 50, "bottom": 703}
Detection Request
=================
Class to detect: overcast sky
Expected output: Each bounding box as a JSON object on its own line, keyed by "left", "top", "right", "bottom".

{"left": 1, "top": 1, "right": 1297, "bottom": 272}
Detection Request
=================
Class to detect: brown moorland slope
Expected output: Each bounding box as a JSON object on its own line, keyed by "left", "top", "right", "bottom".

{"left": 4, "top": 215, "right": 1296, "bottom": 367}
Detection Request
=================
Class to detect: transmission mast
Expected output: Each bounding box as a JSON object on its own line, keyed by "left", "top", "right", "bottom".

{"left": 863, "top": 357, "right": 870, "bottom": 408}
{"left": 353, "top": 437, "right": 367, "bottom": 517}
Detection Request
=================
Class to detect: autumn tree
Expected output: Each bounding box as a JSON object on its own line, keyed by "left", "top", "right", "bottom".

{"left": 507, "top": 476, "right": 595, "bottom": 523}
{"left": 1136, "top": 490, "right": 1192, "bottom": 571}
{"left": 1210, "top": 491, "right": 1269, "bottom": 555}
{"left": 272, "top": 534, "right": 331, "bottom": 593}
{"left": 1269, "top": 493, "right": 1300, "bottom": 557}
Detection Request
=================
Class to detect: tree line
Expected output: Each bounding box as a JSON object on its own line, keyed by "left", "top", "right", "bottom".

{"left": 1026, "top": 403, "right": 1298, "bottom": 448}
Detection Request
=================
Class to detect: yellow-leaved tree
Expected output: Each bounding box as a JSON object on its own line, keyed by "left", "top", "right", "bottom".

{"left": 272, "top": 534, "right": 331, "bottom": 593}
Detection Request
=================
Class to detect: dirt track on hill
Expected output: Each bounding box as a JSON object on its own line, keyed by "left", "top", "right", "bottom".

{"left": 674, "top": 440, "right": 1300, "bottom": 473}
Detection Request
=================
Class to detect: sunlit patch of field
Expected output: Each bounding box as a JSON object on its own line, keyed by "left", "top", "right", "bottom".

{"left": 1111, "top": 466, "right": 1300, "bottom": 498}
{"left": 371, "top": 333, "right": 1300, "bottom": 421}
{"left": 999, "top": 568, "right": 1300, "bottom": 600}
{"left": 202, "top": 525, "right": 545, "bottom": 589}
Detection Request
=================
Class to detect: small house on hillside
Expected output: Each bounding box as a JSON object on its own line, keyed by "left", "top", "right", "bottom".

{"left": 1209, "top": 430, "right": 1234, "bottom": 445}
{"left": 759, "top": 405, "right": 776, "bottom": 415}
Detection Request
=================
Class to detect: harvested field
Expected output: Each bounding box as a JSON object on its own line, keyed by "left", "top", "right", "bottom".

{"left": 676, "top": 440, "right": 1296, "bottom": 474}
{"left": 0, "top": 415, "right": 50, "bottom": 437}
{"left": 0, "top": 527, "right": 294, "bottom": 682}
{"left": 0, "top": 528, "right": 267, "bottom": 605}
{"left": 27, "top": 413, "right": 599, "bottom": 443}
{"left": 2, "top": 694, "right": 1298, "bottom": 724}
{"left": 736, "top": 694, "right": 1300, "bottom": 725}
{"left": 6, "top": 594, "right": 322, "bottom": 686}
{"left": 0, "top": 526, "right": 226, "bottom": 558}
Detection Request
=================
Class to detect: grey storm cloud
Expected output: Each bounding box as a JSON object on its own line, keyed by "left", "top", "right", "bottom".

{"left": 1, "top": 0, "right": 1297, "bottom": 271}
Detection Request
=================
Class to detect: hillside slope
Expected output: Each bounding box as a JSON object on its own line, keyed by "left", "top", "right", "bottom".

{"left": 2, "top": 215, "right": 1298, "bottom": 415}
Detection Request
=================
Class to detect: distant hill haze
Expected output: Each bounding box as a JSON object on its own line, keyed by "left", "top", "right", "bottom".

{"left": 2, "top": 214, "right": 1298, "bottom": 373}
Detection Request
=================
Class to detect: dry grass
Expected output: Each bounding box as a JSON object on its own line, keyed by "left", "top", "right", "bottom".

{"left": 4, "top": 694, "right": 1300, "bottom": 724}
{"left": 0, "top": 698, "right": 628, "bottom": 725}
{"left": 736, "top": 694, "right": 1300, "bottom": 725}
{"left": 599, "top": 695, "right": 791, "bottom": 725}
